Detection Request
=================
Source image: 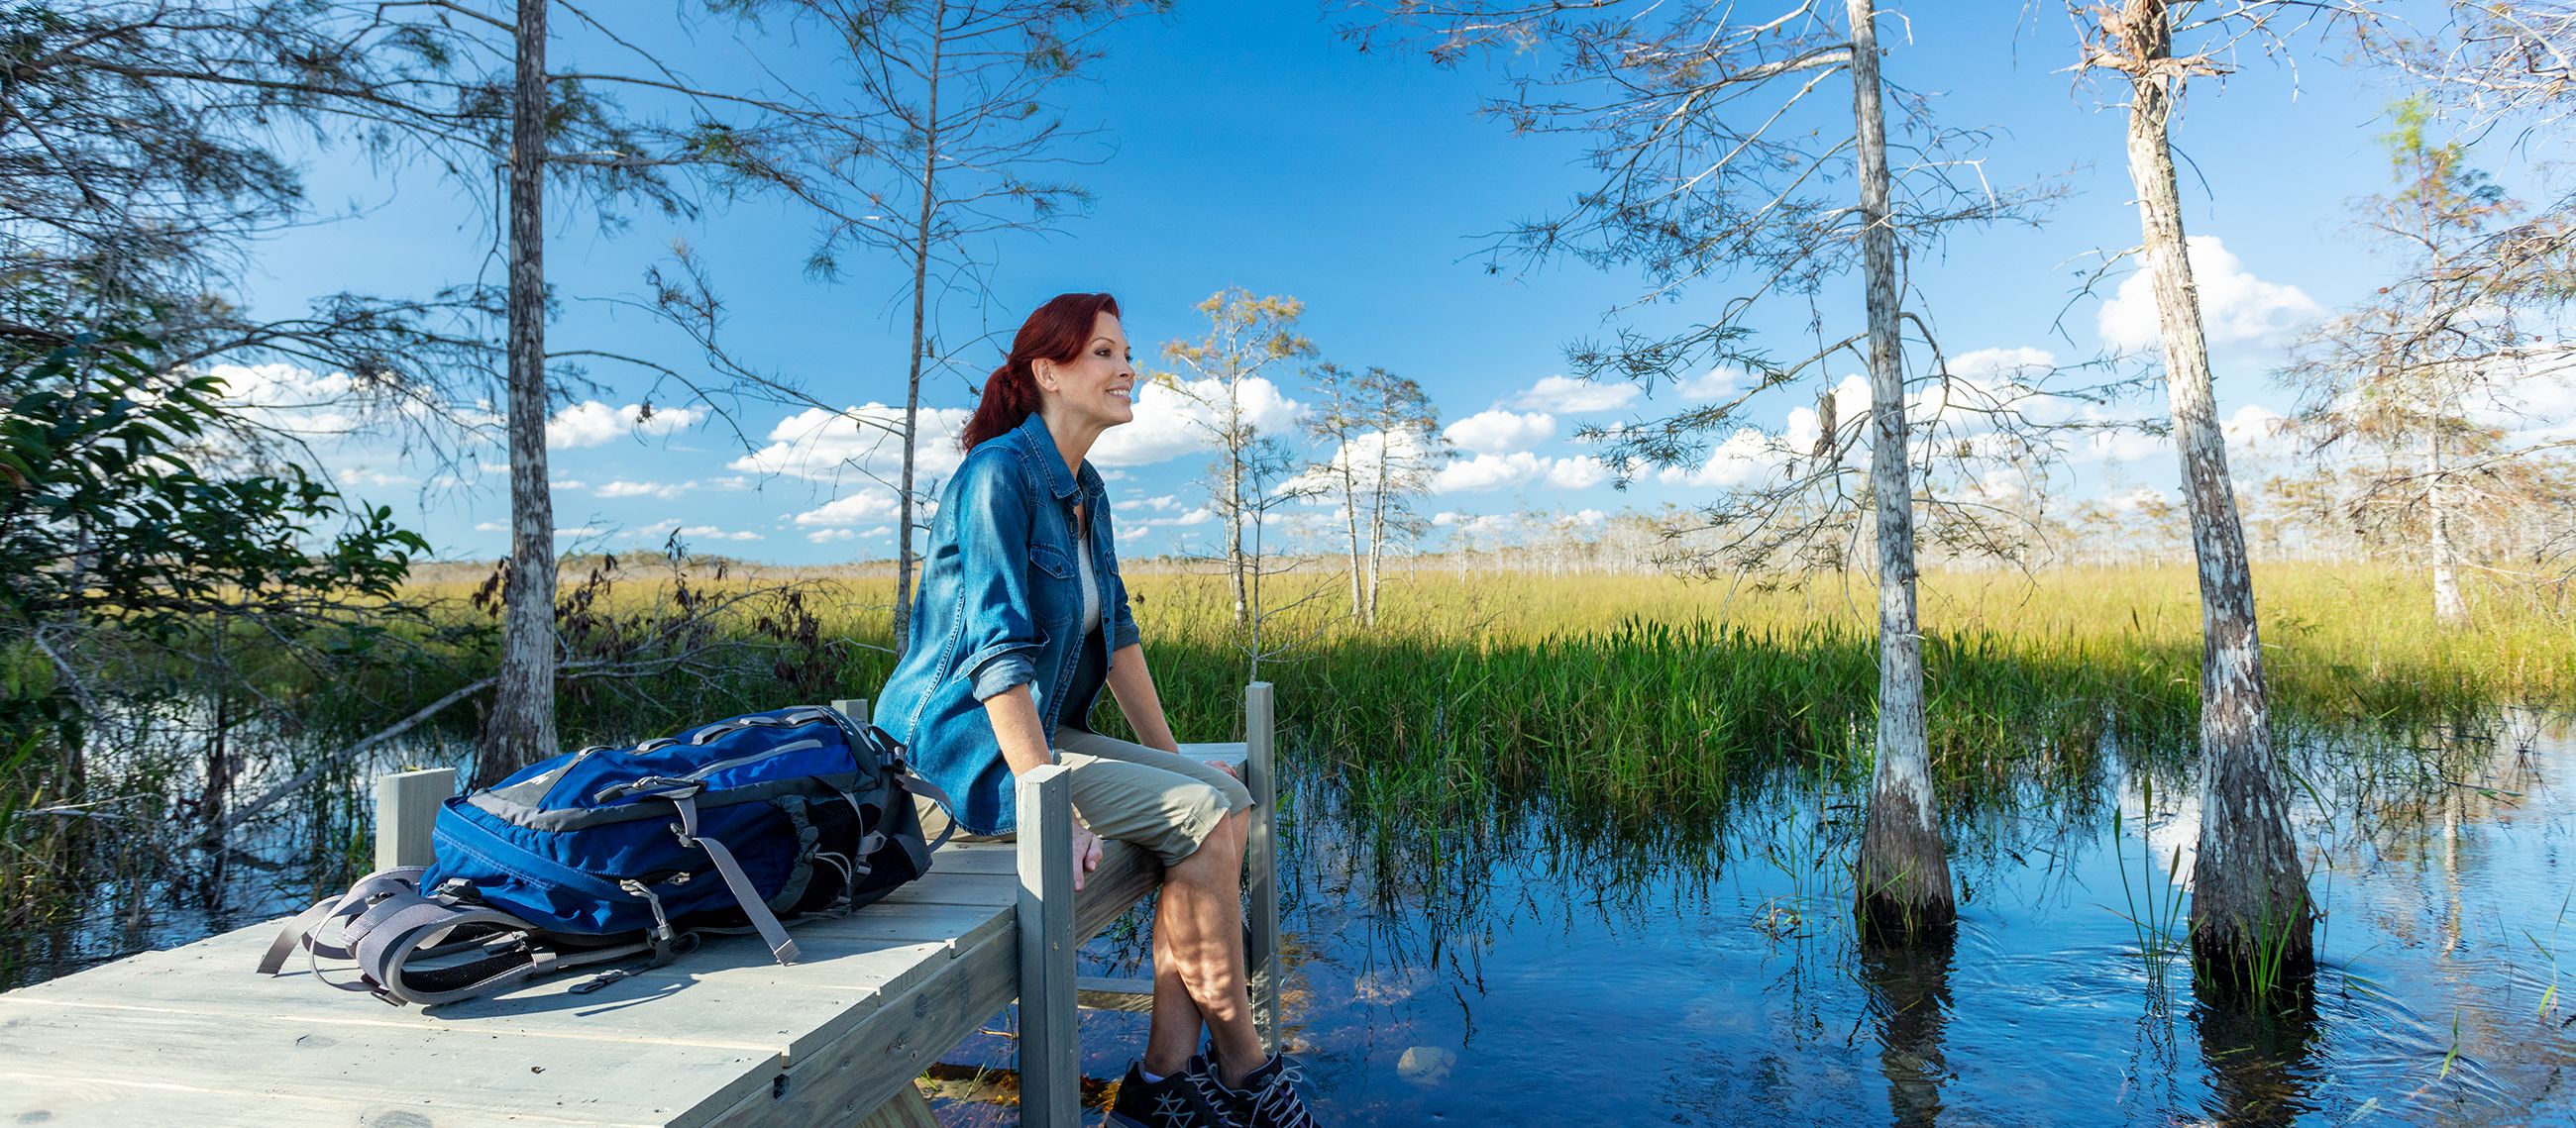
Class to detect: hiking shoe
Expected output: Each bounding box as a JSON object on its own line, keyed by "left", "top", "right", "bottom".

{"left": 1108, "top": 1060, "right": 1242, "bottom": 1128}
{"left": 1212, "top": 1052, "right": 1320, "bottom": 1128}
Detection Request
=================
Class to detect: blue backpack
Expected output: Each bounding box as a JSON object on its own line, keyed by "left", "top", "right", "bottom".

{"left": 257, "top": 705, "right": 952, "bottom": 1006}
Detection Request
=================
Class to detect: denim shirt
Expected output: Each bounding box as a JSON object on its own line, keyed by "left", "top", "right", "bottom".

{"left": 874, "top": 411, "right": 1142, "bottom": 835}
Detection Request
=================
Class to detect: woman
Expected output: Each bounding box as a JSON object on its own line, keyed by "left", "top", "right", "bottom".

{"left": 874, "top": 293, "right": 1318, "bottom": 1128}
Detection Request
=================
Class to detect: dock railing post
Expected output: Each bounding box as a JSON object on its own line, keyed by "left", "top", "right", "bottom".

{"left": 375, "top": 768, "right": 455, "bottom": 871}
{"left": 1244, "top": 681, "right": 1280, "bottom": 1054}
{"left": 1016, "top": 764, "right": 1079, "bottom": 1128}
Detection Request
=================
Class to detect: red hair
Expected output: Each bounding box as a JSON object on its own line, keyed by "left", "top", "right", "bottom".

{"left": 960, "top": 292, "right": 1123, "bottom": 453}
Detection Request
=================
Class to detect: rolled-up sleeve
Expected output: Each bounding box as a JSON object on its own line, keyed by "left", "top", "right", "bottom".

{"left": 949, "top": 452, "right": 1043, "bottom": 701}
{"left": 1099, "top": 495, "right": 1142, "bottom": 652}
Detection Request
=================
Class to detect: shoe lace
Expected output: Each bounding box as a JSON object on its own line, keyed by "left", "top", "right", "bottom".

{"left": 1247, "top": 1062, "right": 1316, "bottom": 1128}
{"left": 1151, "top": 1089, "right": 1202, "bottom": 1128}
{"left": 1168, "top": 1072, "right": 1247, "bottom": 1128}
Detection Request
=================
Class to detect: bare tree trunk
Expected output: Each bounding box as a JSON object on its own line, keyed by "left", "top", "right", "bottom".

{"left": 2117, "top": 0, "right": 2312, "bottom": 991}
{"left": 893, "top": 0, "right": 947, "bottom": 659}
{"left": 2427, "top": 411, "right": 2466, "bottom": 627}
{"left": 1848, "top": 0, "right": 1954, "bottom": 940}
{"left": 1342, "top": 457, "right": 1362, "bottom": 620}
{"left": 1226, "top": 385, "right": 1247, "bottom": 626}
{"left": 1366, "top": 454, "right": 1389, "bottom": 627}
{"left": 480, "top": 0, "right": 557, "bottom": 789}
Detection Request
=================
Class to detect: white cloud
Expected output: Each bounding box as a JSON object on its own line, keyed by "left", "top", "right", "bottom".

{"left": 547, "top": 400, "right": 704, "bottom": 450}
{"left": 2074, "top": 401, "right": 2298, "bottom": 464}
{"left": 1511, "top": 375, "right": 1639, "bottom": 413}
{"left": 207, "top": 362, "right": 365, "bottom": 435}
{"left": 1146, "top": 507, "right": 1214, "bottom": 529}
{"left": 1780, "top": 375, "right": 1873, "bottom": 455}
{"left": 1432, "top": 452, "right": 1548, "bottom": 492}
{"left": 2108, "top": 486, "right": 2172, "bottom": 512}
{"left": 1090, "top": 375, "right": 1305, "bottom": 467}
{"left": 203, "top": 361, "right": 455, "bottom": 492}
{"left": 805, "top": 528, "right": 856, "bottom": 544}
{"left": 2484, "top": 371, "right": 2576, "bottom": 442}
{"left": 1546, "top": 456, "right": 1611, "bottom": 489}
{"left": 679, "top": 525, "right": 763, "bottom": 542}
{"left": 2084, "top": 426, "right": 2170, "bottom": 463}
{"left": 1676, "top": 367, "right": 1742, "bottom": 401}
{"left": 794, "top": 490, "right": 902, "bottom": 527}
{"left": 2097, "top": 237, "right": 2323, "bottom": 354}
{"left": 2222, "top": 403, "right": 2292, "bottom": 453}
{"left": 731, "top": 404, "right": 972, "bottom": 485}
{"left": 1288, "top": 427, "right": 1439, "bottom": 498}
{"left": 473, "top": 521, "right": 507, "bottom": 533}
{"left": 1445, "top": 409, "right": 1556, "bottom": 455}
{"left": 1431, "top": 510, "right": 1522, "bottom": 539}
{"left": 1430, "top": 449, "right": 1615, "bottom": 493}
{"left": 1659, "top": 428, "right": 1781, "bottom": 488}
{"left": 593, "top": 479, "right": 691, "bottom": 500}
{"left": 1949, "top": 347, "right": 2057, "bottom": 382}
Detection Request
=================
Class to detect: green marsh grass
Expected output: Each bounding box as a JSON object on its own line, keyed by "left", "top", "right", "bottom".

{"left": 6, "top": 560, "right": 2566, "bottom": 986}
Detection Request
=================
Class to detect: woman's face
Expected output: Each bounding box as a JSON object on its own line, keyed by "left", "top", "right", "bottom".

{"left": 1035, "top": 311, "right": 1136, "bottom": 430}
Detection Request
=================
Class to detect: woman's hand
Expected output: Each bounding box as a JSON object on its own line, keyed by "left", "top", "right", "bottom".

{"left": 1071, "top": 821, "right": 1104, "bottom": 891}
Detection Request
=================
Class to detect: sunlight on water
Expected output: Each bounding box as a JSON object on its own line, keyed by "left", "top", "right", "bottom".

{"left": 1039, "top": 712, "right": 2575, "bottom": 1126}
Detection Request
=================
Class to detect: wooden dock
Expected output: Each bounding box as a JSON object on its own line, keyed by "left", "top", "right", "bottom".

{"left": 0, "top": 686, "right": 1283, "bottom": 1127}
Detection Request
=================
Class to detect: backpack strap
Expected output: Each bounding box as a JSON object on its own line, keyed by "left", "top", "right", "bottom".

{"left": 664, "top": 789, "right": 800, "bottom": 965}
{"left": 256, "top": 865, "right": 427, "bottom": 974}
{"left": 893, "top": 772, "right": 959, "bottom": 853}
{"left": 354, "top": 900, "right": 648, "bottom": 1007}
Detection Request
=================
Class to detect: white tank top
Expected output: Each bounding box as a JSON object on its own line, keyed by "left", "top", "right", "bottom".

{"left": 1075, "top": 529, "right": 1101, "bottom": 637}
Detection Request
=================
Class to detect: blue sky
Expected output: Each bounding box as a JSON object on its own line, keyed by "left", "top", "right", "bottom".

{"left": 220, "top": 0, "right": 2562, "bottom": 564}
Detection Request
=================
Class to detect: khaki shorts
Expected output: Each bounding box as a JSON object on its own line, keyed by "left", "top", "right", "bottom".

{"left": 923, "top": 728, "right": 1253, "bottom": 867}
{"left": 1053, "top": 727, "right": 1252, "bottom": 867}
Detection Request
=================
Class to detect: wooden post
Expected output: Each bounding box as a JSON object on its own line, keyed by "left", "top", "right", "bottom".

{"left": 1244, "top": 681, "right": 1280, "bottom": 1054}
{"left": 1016, "top": 764, "right": 1078, "bottom": 1128}
{"left": 831, "top": 698, "right": 873, "bottom": 725}
{"left": 375, "top": 768, "right": 455, "bottom": 871}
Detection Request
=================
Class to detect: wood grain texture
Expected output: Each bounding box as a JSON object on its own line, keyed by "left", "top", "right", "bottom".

{"left": 1016, "top": 766, "right": 1078, "bottom": 1128}
{"left": 376, "top": 767, "right": 456, "bottom": 871}
{"left": 0, "top": 997, "right": 771, "bottom": 1126}
{"left": 1076, "top": 975, "right": 1156, "bottom": 1013}
{"left": 1244, "top": 681, "right": 1281, "bottom": 1051}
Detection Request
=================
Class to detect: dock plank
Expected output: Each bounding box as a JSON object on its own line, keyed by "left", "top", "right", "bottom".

{"left": 0, "top": 998, "right": 772, "bottom": 1127}
{"left": 4, "top": 797, "right": 1178, "bottom": 1127}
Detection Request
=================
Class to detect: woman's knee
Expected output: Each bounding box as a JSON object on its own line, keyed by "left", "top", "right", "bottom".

{"left": 1215, "top": 771, "right": 1252, "bottom": 813}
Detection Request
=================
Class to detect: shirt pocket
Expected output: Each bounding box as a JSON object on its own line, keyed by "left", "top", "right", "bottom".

{"left": 1028, "top": 544, "right": 1075, "bottom": 581}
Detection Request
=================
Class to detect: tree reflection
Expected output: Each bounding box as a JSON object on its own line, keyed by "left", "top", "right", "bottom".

{"left": 2191, "top": 991, "right": 2321, "bottom": 1127}
{"left": 1859, "top": 931, "right": 1956, "bottom": 1127}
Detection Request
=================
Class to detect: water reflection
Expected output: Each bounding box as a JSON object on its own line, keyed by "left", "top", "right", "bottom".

{"left": 1859, "top": 933, "right": 1956, "bottom": 1127}
{"left": 2191, "top": 995, "right": 2321, "bottom": 1128}
{"left": 1257, "top": 710, "right": 2574, "bottom": 1125}
{"left": 21, "top": 707, "right": 2576, "bottom": 1126}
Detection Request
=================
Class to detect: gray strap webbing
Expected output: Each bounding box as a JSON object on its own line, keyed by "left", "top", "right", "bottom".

{"left": 670, "top": 793, "right": 800, "bottom": 965}
{"left": 358, "top": 901, "right": 643, "bottom": 1007}
{"left": 896, "top": 773, "right": 959, "bottom": 852}
{"left": 257, "top": 897, "right": 342, "bottom": 975}
{"left": 257, "top": 866, "right": 427, "bottom": 974}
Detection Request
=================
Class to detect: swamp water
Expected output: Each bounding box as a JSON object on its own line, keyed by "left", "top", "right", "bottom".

{"left": 17, "top": 713, "right": 2573, "bottom": 1126}
{"left": 1006, "top": 713, "right": 2573, "bottom": 1127}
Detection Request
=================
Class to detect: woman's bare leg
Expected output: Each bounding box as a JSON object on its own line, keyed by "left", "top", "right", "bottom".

{"left": 1143, "top": 806, "right": 1261, "bottom": 1082}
